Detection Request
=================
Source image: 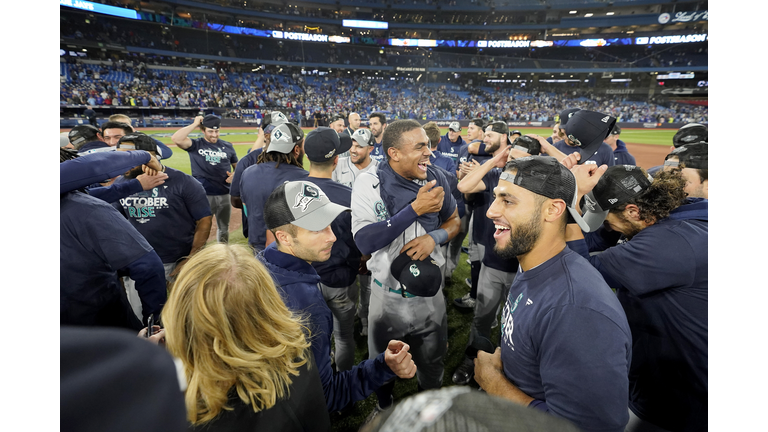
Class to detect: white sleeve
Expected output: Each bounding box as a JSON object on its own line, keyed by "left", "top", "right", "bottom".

{"left": 350, "top": 172, "right": 385, "bottom": 236}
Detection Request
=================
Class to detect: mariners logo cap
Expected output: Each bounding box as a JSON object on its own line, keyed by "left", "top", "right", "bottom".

{"left": 564, "top": 110, "right": 616, "bottom": 164}
{"left": 263, "top": 111, "right": 289, "bottom": 133}
{"left": 500, "top": 156, "right": 591, "bottom": 232}
{"left": 672, "top": 123, "right": 707, "bottom": 147}
{"left": 581, "top": 165, "right": 654, "bottom": 232}
{"left": 68, "top": 124, "right": 100, "bottom": 149}
{"left": 264, "top": 180, "right": 350, "bottom": 232}
{"left": 201, "top": 114, "right": 221, "bottom": 130}
{"left": 304, "top": 127, "right": 352, "bottom": 162}
{"left": 559, "top": 107, "right": 581, "bottom": 130}
{"left": 511, "top": 136, "right": 541, "bottom": 155}
{"left": 351, "top": 128, "right": 375, "bottom": 147}
{"left": 485, "top": 121, "right": 509, "bottom": 136}
{"left": 664, "top": 143, "right": 707, "bottom": 170}
{"left": 117, "top": 132, "right": 158, "bottom": 153}
{"left": 266, "top": 123, "right": 304, "bottom": 154}
{"left": 448, "top": 122, "right": 461, "bottom": 132}
{"left": 390, "top": 253, "right": 443, "bottom": 297}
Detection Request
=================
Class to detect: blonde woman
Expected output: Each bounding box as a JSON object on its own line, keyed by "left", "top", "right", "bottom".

{"left": 163, "top": 243, "right": 330, "bottom": 431}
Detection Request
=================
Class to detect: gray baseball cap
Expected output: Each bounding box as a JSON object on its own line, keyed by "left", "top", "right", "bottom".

{"left": 350, "top": 128, "right": 375, "bottom": 147}
{"left": 263, "top": 111, "right": 289, "bottom": 133}
{"left": 264, "top": 180, "right": 351, "bottom": 231}
{"left": 448, "top": 122, "right": 461, "bottom": 132}
{"left": 266, "top": 123, "right": 304, "bottom": 154}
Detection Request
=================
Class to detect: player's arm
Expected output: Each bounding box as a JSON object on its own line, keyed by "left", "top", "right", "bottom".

{"left": 61, "top": 151, "right": 154, "bottom": 194}
{"left": 121, "top": 250, "right": 167, "bottom": 324}
{"left": 170, "top": 115, "right": 202, "bottom": 150}
{"left": 474, "top": 348, "right": 535, "bottom": 406}
{"left": 457, "top": 146, "right": 510, "bottom": 194}
{"left": 250, "top": 126, "right": 265, "bottom": 151}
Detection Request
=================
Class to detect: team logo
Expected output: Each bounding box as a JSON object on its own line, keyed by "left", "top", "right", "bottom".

{"left": 601, "top": 116, "right": 610, "bottom": 123}
{"left": 409, "top": 264, "right": 420, "bottom": 277}
{"left": 608, "top": 198, "right": 619, "bottom": 204}
{"left": 658, "top": 12, "right": 670, "bottom": 24}
{"left": 374, "top": 200, "right": 388, "bottom": 221}
{"left": 567, "top": 134, "right": 583, "bottom": 147}
{"left": 293, "top": 184, "right": 322, "bottom": 212}
{"left": 325, "top": 149, "right": 335, "bottom": 159}
{"left": 583, "top": 194, "right": 597, "bottom": 211}
{"left": 273, "top": 128, "right": 284, "bottom": 141}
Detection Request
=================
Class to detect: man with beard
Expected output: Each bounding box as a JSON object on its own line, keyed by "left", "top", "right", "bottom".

{"left": 368, "top": 112, "right": 387, "bottom": 163}
{"left": 239, "top": 122, "right": 308, "bottom": 252}
{"left": 568, "top": 164, "right": 707, "bottom": 432}
{"left": 332, "top": 127, "right": 379, "bottom": 337}
{"left": 171, "top": 114, "right": 238, "bottom": 243}
{"left": 351, "top": 119, "right": 460, "bottom": 419}
{"left": 451, "top": 122, "right": 520, "bottom": 385}
{"left": 112, "top": 133, "right": 212, "bottom": 319}
{"left": 473, "top": 156, "right": 632, "bottom": 432}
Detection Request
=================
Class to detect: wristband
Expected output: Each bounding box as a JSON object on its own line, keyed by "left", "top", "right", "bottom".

{"left": 427, "top": 228, "right": 449, "bottom": 245}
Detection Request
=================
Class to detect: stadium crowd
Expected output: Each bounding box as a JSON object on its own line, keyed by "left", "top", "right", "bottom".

{"left": 61, "top": 102, "right": 708, "bottom": 432}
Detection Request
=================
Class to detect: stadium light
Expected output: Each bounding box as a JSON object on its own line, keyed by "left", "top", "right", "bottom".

{"left": 585, "top": 13, "right": 593, "bottom": 17}
{"left": 607, "top": 12, "right": 615, "bottom": 15}
{"left": 569, "top": 11, "right": 577, "bottom": 14}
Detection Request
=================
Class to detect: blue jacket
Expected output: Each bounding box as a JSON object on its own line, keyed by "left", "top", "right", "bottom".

{"left": 570, "top": 198, "right": 708, "bottom": 432}
{"left": 612, "top": 139, "right": 636, "bottom": 165}
{"left": 258, "top": 244, "right": 396, "bottom": 413}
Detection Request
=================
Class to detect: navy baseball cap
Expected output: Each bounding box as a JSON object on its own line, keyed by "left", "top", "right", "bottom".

{"left": 305, "top": 127, "right": 352, "bottom": 162}
{"left": 673, "top": 123, "right": 707, "bottom": 147}
{"left": 664, "top": 143, "right": 708, "bottom": 170}
{"left": 510, "top": 129, "right": 522, "bottom": 136}
{"left": 511, "top": 136, "right": 541, "bottom": 155}
{"left": 201, "top": 115, "right": 221, "bottom": 130}
{"left": 609, "top": 124, "right": 622, "bottom": 135}
{"left": 564, "top": 110, "right": 616, "bottom": 164}
{"left": 267, "top": 123, "right": 304, "bottom": 154}
{"left": 117, "top": 132, "right": 158, "bottom": 153}
{"left": 390, "top": 252, "right": 443, "bottom": 297}
{"left": 68, "top": 124, "right": 100, "bottom": 149}
{"left": 485, "top": 121, "right": 508, "bottom": 136}
{"left": 559, "top": 107, "right": 581, "bottom": 130}
{"left": 264, "top": 180, "right": 350, "bottom": 231}
{"left": 581, "top": 165, "right": 654, "bottom": 232}
{"left": 469, "top": 118, "right": 487, "bottom": 129}
{"left": 501, "top": 156, "right": 591, "bottom": 232}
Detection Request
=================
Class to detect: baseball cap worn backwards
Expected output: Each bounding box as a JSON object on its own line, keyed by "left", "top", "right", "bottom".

{"left": 305, "top": 127, "right": 352, "bottom": 162}
{"left": 580, "top": 165, "right": 654, "bottom": 232}
{"left": 449, "top": 122, "right": 461, "bottom": 132}
{"left": 267, "top": 123, "right": 304, "bottom": 154}
{"left": 389, "top": 252, "right": 443, "bottom": 297}
{"left": 673, "top": 123, "right": 708, "bottom": 147}
{"left": 564, "top": 110, "right": 616, "bottom": 164}
{"left": 351, "top": 128, "right": 375, "bottom": 147}
{"left": 485, "top": 121, "right": 509, "bottom": 136}
{"left": 117, "top": 132, "right": 158, "bottom": 153}
{"left": 68, "top": 124, "right": 100, "bottom": 148}
{"left": 202, "top": 115, "right": 221, "bottom": 130}
{"left": 264, "top": 181, "right": 350, "bottom": 232}
{"left": 664, "top": 143, "right": 708, "bottom": 170}
{"left": 500, "top": 156, "right": 591, "bottom": 232}
{"left": 512, "top": 136, "right": 541, "bottom": 155}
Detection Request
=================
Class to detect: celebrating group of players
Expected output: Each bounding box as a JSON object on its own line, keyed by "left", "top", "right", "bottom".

{"left": 60, "top": 109, "right": 707, "bottom": 432}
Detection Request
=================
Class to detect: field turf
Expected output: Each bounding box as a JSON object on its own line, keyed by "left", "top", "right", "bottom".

{"left": 135, "top": 125, "right": 674, "bottom": 431}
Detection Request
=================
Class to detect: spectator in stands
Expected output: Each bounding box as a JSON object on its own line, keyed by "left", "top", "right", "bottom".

{"left": 163, "top": 243, "right": 332, "bottom": 431}
{"left": 604, "top": 124, "right": 636, "bottom": 165}
{"left": 171, "top": 114, "right": 238, "bottom": 243}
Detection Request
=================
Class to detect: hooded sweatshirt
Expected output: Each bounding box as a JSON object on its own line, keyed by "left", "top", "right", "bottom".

{"left": 569, "top": 198, "right": 708, "bottom": 432}
{"left": 258, "top": 244, "right": 396, "bottom": 413}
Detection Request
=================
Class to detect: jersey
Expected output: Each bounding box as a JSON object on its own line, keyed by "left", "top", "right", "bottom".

{"left": 436, "top": 134, "right": 466, "bottom": 171}
{"left": 239, "top": 161, "right": 308, "bottom": 251}
{"left": 183, "top": 137, "right": 238, "bottom": 196}
{"left": 332, "top": 157, "right": 379, "bottom": 188}
{"left": 501, "top": 247, "right": 631, "bottom": 432}
{"left": 113, "top": 167, "right": 211, "bottom": 264}
{"left": 370, "top": 142, "right": 385, "bottom": 163}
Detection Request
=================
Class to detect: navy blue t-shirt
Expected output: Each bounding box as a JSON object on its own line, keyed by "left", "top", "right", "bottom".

{"left": 113, "top": 167, "right": 212, "bottom": 263}
{"left": 370, "top": 142, "right": 385, "bottom": 162}
{"left": 183, "top": 137, "right": 238, "bottom": 195}
{"left": 229, "top": 148, "right": 263, "bottom": 199}
{"left": 240, "top": 161, "right": 308, "bottom": 251}
{"left": 307, "top": 177, "right": 361, "bottom": 288}
{"left": 60, "top": 191, "right": 155, "bottom": 325}
{"left": 552, "top": 139, "right": 615, "bottom": 167}
{"left": 500, "top": 247, "right": 631, "bottom": 432}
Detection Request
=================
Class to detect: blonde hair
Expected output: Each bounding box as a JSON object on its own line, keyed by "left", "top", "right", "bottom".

{"left": 108, "top": 114, "right": 132, "bottom": 124}
{"left": 163, "top": 243, "right": 310, "bottom": 425}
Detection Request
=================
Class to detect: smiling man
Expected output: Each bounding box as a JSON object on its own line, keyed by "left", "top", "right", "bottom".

{"left": 473, "top": 156, "right": 632, "bottom": 432}
{"left": 368, "top": 112, "right": 388, "bottom": 162}
{"left": 351, "top": 119, "right": 460, "bottom": 418}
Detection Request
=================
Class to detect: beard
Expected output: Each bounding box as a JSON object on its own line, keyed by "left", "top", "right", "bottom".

{"left": 494, "top": 206, "right": 542, "bottom": 260}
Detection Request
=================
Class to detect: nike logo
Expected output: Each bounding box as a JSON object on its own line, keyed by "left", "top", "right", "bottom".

{"left": 341, "top": 170, "right": 349, "bottom": 174}
{"left": 373, "top": 183, "right": 379, "bottom": 189}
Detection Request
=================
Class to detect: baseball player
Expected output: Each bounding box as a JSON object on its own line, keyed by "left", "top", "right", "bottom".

{"left": 367, "top": 112, "right": 387, "bottom": 162}
{"left": 332, "top": 127, "right": 380, "bottom": 336}
{"left": 552, "top": 109, "right": 616, "bottom": 167}
{"left": 171, "top": 114, "right": 238, "bottom": 243}
{"left": 603, "top": 124, "right": 636, "bottom": 165}
{"left": 112, "top": 132, "right": 213, "bottom": 320}
{"left": 351, "top": 119, "right": 460, "bottom": 415}
{"left": 108, "top": 113, "right": 174, "bottom": 160}
{"left": 436, "top": 121, "right": 467, "bottom": 169}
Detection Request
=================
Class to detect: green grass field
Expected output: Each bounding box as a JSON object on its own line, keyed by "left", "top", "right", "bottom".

{"left": 148, "top": 126, "right": 673, "bottom": 431}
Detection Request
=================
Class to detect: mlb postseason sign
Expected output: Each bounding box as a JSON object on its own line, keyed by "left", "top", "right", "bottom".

{"left": 635, "top": 34, "right": 707, "bottom": 45}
